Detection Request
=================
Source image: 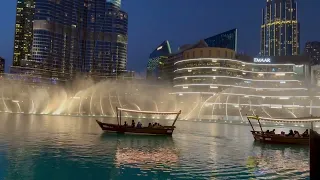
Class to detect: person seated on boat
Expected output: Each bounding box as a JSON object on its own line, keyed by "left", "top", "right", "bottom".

{"left": 266, "top": 130, "right": 270, "bottom": 134}
{"left": 281, "top": 131, "right": 285, "bottom": 136}
{"left": 294, "top": 130, "right": 300, "bottom": 138}
{"left": 286, "top": 130, "right": 294, "bottom": 137}
{"left": 148, "top": 123, "right": 152, "bottom": 127}
{"left": 131, "top": 120, "right": 135, "bottom": 127}
{"left": 153, "top": 122, "right": 157, "bottom": 127}
{"left": 124, "top": 121, "right": 128, "bottom": 127}
{"left": 153, "top": 123, "right": 160, "bottom": 128}
{"left": 271, "top": 129, "right": 275, "bottom": 134}
{"left": 137, "top": 122, "right": 142, "bottom": 128}
{"left": 302, "top": 129, "right": 309, "bottom": 137}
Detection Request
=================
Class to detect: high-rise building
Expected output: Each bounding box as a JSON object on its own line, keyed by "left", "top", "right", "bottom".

{"left": 305, "top": 41, "right": 320, "bottom": 65}
{"left": 204, "top": 29, "right": 238, "bottom": 52}
{"left": 107, "top": 0, "right": 121, "bottom": 7}
{"left": 260, "top": 0, "right": 300, "bottom": 56}
{"left": 0, "top": 57, "right": 4, "bottom": 73}
{"left": 146, "top": 41, "right": 171, "bottom": 80}
{"left": 12, "top": 0, "right": 128, "bottom": 81}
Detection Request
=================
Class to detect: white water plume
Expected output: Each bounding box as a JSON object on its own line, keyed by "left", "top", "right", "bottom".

{"left": 1, "top": 75, "right": 320, "bottom": 121}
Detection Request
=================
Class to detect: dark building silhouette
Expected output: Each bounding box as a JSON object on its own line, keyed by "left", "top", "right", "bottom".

{"left": 260, "top": 0, "right": 300, "bottom": 56}
{"left": 12, "top": 0, "right": 128, "bottom": 81}
{"left": 204, "top": 29, "right": 238, "bottom": 52}
{"left": 305, "top": 41, "right": 320, "bottom": 65}
{"left": 0, "top": 57, "right": 4, "bottom": 73}
{"left": 146, "top": 41, "right": 172, "bottom": 80}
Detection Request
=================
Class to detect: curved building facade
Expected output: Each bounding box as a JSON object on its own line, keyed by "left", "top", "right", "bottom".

{"left": 173, "top": 48, "right": 316, "bottom": 120}
{"left": 12, "top": 0, "right": 128, "bottom": 81}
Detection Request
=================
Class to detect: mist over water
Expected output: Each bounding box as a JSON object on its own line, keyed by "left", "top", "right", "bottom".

{"left": 1, "top": 76, "right": 320, "bottom": 126}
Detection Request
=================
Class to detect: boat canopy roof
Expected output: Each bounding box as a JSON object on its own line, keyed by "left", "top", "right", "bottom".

{"left": 248, "top": 116, "right": 320, "bottom": 123}
{"left": 117, "top": 108, "right": 181, "bottom": 115}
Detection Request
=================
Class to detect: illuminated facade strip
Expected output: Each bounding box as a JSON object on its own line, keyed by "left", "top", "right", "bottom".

{"left": 174, "top": 58, "right": 297, "bottom": 66}
{"left": 204, "top": 103, "right": 306, "bottom": 108}
{"left": 170, "top": 92, "right": 215, "bottom": 95}
{"left": 174, "top": 67, "right": 296, "bottom": 74}
{"left": 118, "top": 108, "right": 180, "bottom": 115}
{"left": 174, "top": 84, "right": 307, "bottom": 90}
{"left": 171, "top": 92, "right": 310, "bottom": 98}
{"left": 261, "top": 20, "right": 298, "bottom": 27}
{"left": 174, "top": 75, "right": 301, "bottom": 82}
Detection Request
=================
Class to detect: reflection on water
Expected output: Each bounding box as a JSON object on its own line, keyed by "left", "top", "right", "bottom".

{"left": 109, "top": 135, "right": 178, "bottom": 170}
{"left": 0, "top": 114, "right": 310, "bottom": 179}
{"left": 247, "top": 142, "right": 309, "bottom": 179}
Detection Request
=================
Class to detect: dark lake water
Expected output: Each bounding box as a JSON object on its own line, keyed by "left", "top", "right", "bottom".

{"left": 0, "top": 113, "right": 309, "bottom": 179}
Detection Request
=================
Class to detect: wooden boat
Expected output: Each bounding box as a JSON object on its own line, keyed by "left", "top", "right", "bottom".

{"left": 310, "top": 129, "right": 320, "bottom": 179}
{"left": 247, "top": 115, "right": 320, "bottom": 145}
{"left": 96, "top": 107, "right": 181, "bottom": 136}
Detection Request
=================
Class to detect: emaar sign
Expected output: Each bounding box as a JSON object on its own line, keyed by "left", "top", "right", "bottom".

{"left": 254, "top": 58, "right": 271, "bottom": 63}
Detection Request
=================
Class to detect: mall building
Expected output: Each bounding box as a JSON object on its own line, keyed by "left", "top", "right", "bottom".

{"left": 170, "top": 44, "right": 317, "bottom": 120}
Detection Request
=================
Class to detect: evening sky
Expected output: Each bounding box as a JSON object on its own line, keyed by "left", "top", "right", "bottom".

{"left": 0, "top": 0, "right": 319, "bottom": 73}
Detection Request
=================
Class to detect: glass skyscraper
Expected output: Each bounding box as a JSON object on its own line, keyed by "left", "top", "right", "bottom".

{"left": 146, "top": 41, "right": 172, "bottom": 80}
{"left": 305, "top": 42, "right": 320, "bottom": 65}
{"left": 260, "top": 0, "right": 300, "bottom": 56}
{"left": 107, "top": 0, "right": 121, "bottom": 7}
{"left": 0, "top": 57, "right": 4, "bottom": 73}
{"left": 12, "top": 0, "right": 128, "bottom": 81}
{"left": 204, "top": 29, "right": 238, "bottom": 52}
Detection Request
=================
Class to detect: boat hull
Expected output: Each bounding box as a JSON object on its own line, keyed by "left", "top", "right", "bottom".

{"left": 310, "top": 129, "right": 320, "bottom": 179}
{"left": 251, "top": 131, "right": 309, "bottom": 145}
{"left": 96, "top": 120, "right": 175, "bottom": 136}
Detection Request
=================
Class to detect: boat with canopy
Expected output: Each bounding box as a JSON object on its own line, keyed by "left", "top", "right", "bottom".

{"left": 96, "top": 107, "right": 182, "bottom": 135}
{"left": 247, "top": 115, "right": 320, "bottom": 145}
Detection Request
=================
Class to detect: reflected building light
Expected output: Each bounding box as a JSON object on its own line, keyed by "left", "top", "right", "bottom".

{"left": 276, "top": 73, "right": 286, "bottom": 76}
{"left": 279, "top": 97, "right": 290, "bottom": 100}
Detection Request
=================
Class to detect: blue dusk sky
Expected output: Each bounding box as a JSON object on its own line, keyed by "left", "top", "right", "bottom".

{"left": 0, "top": 0, "right": 319, "bottom": 73}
